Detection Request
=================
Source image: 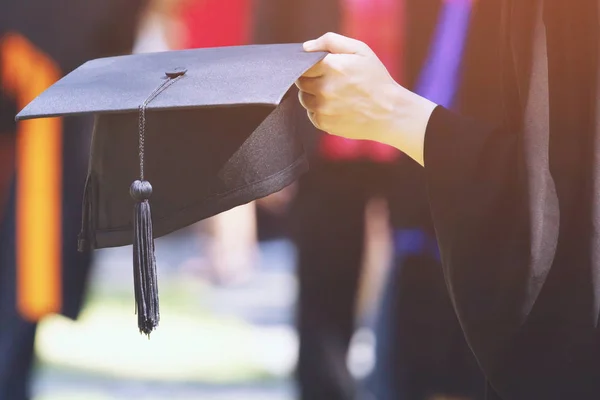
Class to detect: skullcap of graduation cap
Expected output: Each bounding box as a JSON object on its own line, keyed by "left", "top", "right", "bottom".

{"left": 16, "top": 43, "right": 327, "bottom": 336}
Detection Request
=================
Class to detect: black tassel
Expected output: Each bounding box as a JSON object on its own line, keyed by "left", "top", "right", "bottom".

{"left": 77, "top": 175, "right": 93, "bottom": 253}
{"left": 128, "top": 71, "right": 184, "bottom": 336}
{"left": 130, "top": 179, "right": 159, "bottom": 336}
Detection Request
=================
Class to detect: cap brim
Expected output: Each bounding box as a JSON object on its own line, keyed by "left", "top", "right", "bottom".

{"left": 16, "top": 43, "right": 327, "bottom": 121}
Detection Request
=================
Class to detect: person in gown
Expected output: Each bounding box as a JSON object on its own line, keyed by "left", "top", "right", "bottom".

{"left": 0, "top": 1, "right": 147, "bottom": 398}
{"left": 296, "top": 1, "right": 600, "bottom": 399}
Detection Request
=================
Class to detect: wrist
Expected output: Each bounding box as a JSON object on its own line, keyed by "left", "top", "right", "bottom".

{"left": 379, "top": 83, "right": 437, "bottom": 166}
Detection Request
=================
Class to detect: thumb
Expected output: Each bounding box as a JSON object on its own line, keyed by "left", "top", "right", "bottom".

{"left": 303, "top": 32, "right": 370, "bottom": 55}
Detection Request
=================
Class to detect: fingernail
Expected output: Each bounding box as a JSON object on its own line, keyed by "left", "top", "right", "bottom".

{"left": 303, "top": 40, "right": 316, "bottom": 51}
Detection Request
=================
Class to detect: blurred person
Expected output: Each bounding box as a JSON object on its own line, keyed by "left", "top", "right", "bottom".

{"left": 133, "top": 0, "right": 192, "bottom": 53}
{"left": 254, "top": 1, "right": 410, "bottom": 397}
{"left": 297, "top": 1, "right": 600, "bottom": 399}
{"left": 176, "top": 0, "right": 260, "bottom": 285}
{"left": 367, "top": 1, "right": 487, "bottom": 399}
{"left": 0, "top": 1, "right": 147, "bottom": 399}
{"left": 254, "top": 1, "right": 482, "bottom": 399}
{"left": 254, "top": 184, "right": 298, "bottom": 242}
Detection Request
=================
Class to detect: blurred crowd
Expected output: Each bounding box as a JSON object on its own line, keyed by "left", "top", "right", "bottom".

{"left": 1, "top": 0, "right": 498, "bottom": 399}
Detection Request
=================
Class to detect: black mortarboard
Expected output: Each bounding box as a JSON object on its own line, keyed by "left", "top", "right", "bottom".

{"left": 15, "top": 43, "right": 326, "bottom": 336}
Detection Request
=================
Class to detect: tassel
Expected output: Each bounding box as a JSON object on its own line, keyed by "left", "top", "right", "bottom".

{"left": 78, "top": 174, "right": 94, "bottom": 252}
{"left": 128, "top": 71, "right": 183, "bottom": 335}
{"left": 130, "top": 179, "right": 159, "bottom": 336}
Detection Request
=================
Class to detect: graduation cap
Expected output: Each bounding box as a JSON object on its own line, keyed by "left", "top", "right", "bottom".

{"left": 15, "top": 44, "right": 327, "bottom": 336}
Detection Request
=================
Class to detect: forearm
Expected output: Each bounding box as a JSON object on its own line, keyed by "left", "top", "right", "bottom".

{"left": 375, "top": 83, "right": 438, "bottom": 167}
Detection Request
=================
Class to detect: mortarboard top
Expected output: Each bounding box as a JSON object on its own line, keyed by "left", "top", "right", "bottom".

{"left": 16, "top": 43, "right": 327, "bottom": 336}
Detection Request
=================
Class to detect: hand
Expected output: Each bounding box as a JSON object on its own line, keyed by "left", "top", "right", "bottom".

{"left": 297, "top": 32, "right": 437, "bottom": 166}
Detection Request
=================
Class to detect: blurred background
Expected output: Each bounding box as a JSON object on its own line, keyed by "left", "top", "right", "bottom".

{"left": 1, "top": 0, "right": 498, "bottom": 399}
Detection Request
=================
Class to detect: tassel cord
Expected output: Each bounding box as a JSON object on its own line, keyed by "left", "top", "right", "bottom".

{"left": 131, "top": 73, "right": 183, "bottom": 336}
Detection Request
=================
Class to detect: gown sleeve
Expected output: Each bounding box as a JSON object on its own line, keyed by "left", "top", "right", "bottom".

{"left": 423, "top": 105, "right": 559, "bottom": 393}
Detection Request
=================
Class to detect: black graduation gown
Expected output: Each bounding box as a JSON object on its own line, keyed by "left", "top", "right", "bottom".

{"left": 0, "top": 0, "right": 147, "bottom": 321}
{"left": 424, "top": 0, "right": 600, "bottom": 398}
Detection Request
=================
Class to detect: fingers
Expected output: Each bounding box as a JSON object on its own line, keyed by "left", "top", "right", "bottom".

{"left": 303, "top": 32, "right": 370, "bottom": 55}
{"left": 301, "top": 62, "right": 326, "bottom": 78}
{"left": 295, "top": 76, "right": 323, "bottom": 95}
{"left": 300, "top": 52, "right": 350, "bottom": 79}
{"left": 298, "top": 90, "right": 318, "bottom": 112}
{"left": 296, "top": 76, "right": 333, "bottom": 127}
{"left": 306, "top": 110, "right": 322, "bottom": 130}
{"left": 301, "top": 53, "right": 339, "bottom": 78}
{"left": 299, "top": 89, "right": 332, "bottom": 131}
{"left": 298, "top": 91, "right": 333, "bottom": 131}
{"left": 306, "top": 110, "right": 334, "bottom": 132}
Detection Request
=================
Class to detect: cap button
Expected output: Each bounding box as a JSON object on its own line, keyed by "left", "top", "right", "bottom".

{"left": 165, "top": 67, "right": 187, "bottom": 78}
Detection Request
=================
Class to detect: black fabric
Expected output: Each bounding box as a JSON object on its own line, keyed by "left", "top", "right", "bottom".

{"left": 383, "top": 250, "right": 485, "bottom": 399}
{"left": 60, "top": 116, "right": 95, "bottom": 318}
{"left": 455, "top": 1, "right": 505, "bottom": 124}
{"left": 292, "top": 164, "right": 367, "bottom": 400}
{"left": 423, "top": 1, "right": 600, "bottom": 396}
{"left": 88, "top": 93, "right": 308, "bottom": 248}
{"left": 1, "top": 2, "right": 145, "bottom": 398}
{"left": 15, "top": 44, "right": 327, "bottom": 250}
{"left": 485, "top": 384, "right": 503, "bottom": 400}
{"left": 0, "top": 182, "right": 37, "bottom": 400}
{"left": 1, "top": 0, "right": 147, "bottom": 320}
{"left": 0, "top": 87, "right": 16, "bottom": 137}
{"left": 1, "top": 0, "right": 146, "bottom": 75}
{"left": 291, "top": 161, "right": 414, "bottom": 400}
